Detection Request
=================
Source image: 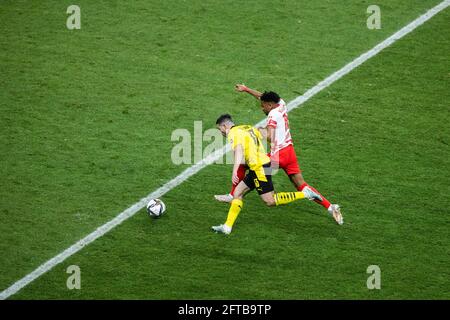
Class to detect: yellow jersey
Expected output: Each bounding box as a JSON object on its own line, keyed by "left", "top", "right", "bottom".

{"left": 228, "top": 125, "right": 270, "bottom": 179}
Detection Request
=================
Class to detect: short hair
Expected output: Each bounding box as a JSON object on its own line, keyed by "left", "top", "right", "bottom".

{"left": 260, "top": 91, "right": 280, "bottom": 103}
{"left": 216, "top": 114, "right": 234, "bottom": 125}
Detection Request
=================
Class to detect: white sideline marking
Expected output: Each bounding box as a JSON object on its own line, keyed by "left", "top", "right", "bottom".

{"left": 1, "top": 0, "right": 448, "bottom": 300}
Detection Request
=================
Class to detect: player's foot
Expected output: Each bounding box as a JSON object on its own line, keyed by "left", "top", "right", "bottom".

{"left": 214, "top": 194, "right": 233, "bottom": 203}
{"left": 328, "top": 204, "right": 344, "bottom": 225}
{"left": 211, "top": 224, "right": 232, "bottom": 235}
{"left": 302, "top": 186, "right": 323, "bottom": 202}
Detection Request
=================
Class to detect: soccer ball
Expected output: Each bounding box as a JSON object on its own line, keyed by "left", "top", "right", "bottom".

{"left": 146, "top": 199, "right": 166, "bottom": 218}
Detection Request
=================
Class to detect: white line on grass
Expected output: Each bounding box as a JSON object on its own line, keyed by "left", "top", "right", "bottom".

{"left": 1, "top": 0, "right": 449, "bottom": 300}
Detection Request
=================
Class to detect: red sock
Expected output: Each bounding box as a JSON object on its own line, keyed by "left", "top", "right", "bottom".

{"left": 230, "top": 164, "right": 246, "bottom": 196}
{"left": 297, "top": 183, "right": 331, "bottom": 210}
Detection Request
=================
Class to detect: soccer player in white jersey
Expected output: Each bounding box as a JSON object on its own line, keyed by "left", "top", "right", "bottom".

{"left": 214, "top": 84, "right": 343, "bottom": 225}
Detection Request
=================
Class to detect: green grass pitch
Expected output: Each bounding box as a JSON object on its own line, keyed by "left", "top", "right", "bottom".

{"left": 0, "top": 0, "right": 449, "bottom": 299}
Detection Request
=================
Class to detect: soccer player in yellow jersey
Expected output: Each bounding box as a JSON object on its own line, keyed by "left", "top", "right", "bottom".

{"left": 212, "top": 114, "right": 322, "bottom": 235}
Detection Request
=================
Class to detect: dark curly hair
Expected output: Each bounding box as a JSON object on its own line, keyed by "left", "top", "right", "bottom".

{"left": 260, "top": 91, "right": 280, "bottom": 103}
{"left": 216, "top": 114, "right": 234, "bottom": 125}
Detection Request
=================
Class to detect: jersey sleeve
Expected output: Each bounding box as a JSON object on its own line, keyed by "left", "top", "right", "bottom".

{"left": 228, "top": 130, "right": 244, "bottom": 150}
{"left": 266, "top": 110, "right": 279, "bottom": 128}
{"left": 254, "top": 127, "right": 263, "bottom": 140}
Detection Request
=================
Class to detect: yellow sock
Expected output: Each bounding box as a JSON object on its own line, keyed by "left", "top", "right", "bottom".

{"left": 224, "top": 199, "right": 244, "bottom": 229}
{"left": 274, "top": 192, "right": 305, "bottom": 206}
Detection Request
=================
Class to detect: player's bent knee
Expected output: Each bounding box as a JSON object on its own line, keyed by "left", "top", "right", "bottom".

{"left": 263, "top": 197, "right": 276, "bottom": 207}
{"left": 232, "top": 189, "right": 245, "bottom": 199}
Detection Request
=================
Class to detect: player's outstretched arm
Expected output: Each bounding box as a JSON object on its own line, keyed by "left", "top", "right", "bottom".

{"left": 235, "top": 84, "right": 262, "bottom": 99}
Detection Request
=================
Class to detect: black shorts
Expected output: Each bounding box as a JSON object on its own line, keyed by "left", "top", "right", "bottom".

{"left": 243, "top": 162, "right": 274, "bottom": 195}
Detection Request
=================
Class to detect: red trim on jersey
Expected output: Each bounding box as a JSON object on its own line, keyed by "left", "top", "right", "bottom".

{"left": 267, "top": 119, "right": 277, "bottom": 127}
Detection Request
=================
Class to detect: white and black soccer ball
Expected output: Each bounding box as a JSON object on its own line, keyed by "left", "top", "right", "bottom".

{"left": 146, "top": 199, "right": 166, "bottom": 218}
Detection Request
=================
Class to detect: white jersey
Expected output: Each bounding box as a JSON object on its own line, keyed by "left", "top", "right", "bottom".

{"left": 266, "top": 99, "right": 293, "bottom": 155}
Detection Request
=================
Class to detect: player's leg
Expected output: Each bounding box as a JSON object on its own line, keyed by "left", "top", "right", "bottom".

{"left": 281, "top": 146, "right": 343, "bottom": 225}
{"left": 255, "top": 170, "right": 322, "bottom": 207}
{"left": 230, "top": 164, "right": 247, "bottom": 195}
{"left": 279, "top": 145, "right": 330, "bottom": 208}
{"left": 212, "top": 175, "right": 252, "bottom": 235}
{"left": 263, "top": 188, "right": 322, "bottom": 206}
{"left": 214, "top": 164, "right": 246, "bottom": 203}
{"left": 223, "top": 181, "right": 248, "bottom": 230}
{"left": 260, "top": 190, "right": 309, "bottom": 206}
{"left": 290, "top": 174, "right": 342, "bottom": 224}
{"left": 290, "top": 172, "right": 343, "bottom": 225}
{"left": 290, "top": 173, "right": 329, "bottom": 208}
